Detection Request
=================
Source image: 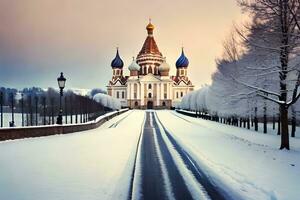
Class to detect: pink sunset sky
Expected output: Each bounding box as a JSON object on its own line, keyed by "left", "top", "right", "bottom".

{"left": 0, "top": 0, "right": 246, "bottom": 90}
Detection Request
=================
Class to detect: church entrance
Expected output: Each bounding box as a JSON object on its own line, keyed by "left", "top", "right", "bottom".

{"left": 147, "top": 101, "right": 153, "bottom": 109}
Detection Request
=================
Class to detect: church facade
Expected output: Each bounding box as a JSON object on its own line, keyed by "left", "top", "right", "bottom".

{"left": 107, "top": 21, "right": 194, "bottom": 109}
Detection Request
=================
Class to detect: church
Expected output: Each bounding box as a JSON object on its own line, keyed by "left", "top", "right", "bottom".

{"left": 107, "top": 21, "right": 194, "bottom": 109}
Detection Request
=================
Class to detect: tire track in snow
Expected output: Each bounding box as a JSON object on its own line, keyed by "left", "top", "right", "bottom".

{"left": 130, "top": 111, "right": 198, "bottom": 200}
{"left": 109, "top": 111, "right": 133, "bottom": 128}
{"left": 154, "top": 112, "right": 229, "bottom": 200}
{"left": 127, "top": 111, "right": 146, "bottom": 200}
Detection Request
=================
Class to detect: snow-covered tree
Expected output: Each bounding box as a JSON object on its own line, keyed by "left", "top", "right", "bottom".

{"left": 235, "top": 0, "right": 300, "bottom": 149}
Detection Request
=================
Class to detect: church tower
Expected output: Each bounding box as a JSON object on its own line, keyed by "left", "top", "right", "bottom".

{"left": 111, "top": 48, "right": 124, "bottom": 79}
{"left": 136, "top": 20, "right": 164, "bottom": 76}
{"left": 175, "top": 48, "right": 189, "bottom": 78}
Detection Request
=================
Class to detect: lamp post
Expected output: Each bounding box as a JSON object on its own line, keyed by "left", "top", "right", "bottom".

{"left": 56, "top": 72, "right": 66, "bottom": 125}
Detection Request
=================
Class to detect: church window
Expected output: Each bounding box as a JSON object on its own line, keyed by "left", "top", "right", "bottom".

{"left": 122, "top": 91, "right": 125, "bottom": 99}
{"left": 116, "top": 91, "right": 120, "bottom": 98}
{"left": 181, "top": 92, "right": 183, "bottom": 97}
{"left": 148, "top": 66, "right": 153, "bottom": 74}
{"left": 134, "top": 93, "right": 137, "bottom": 99}
{"left": 148, "top": 93, "right": 152, "bottom": 98}
{"left": 164, "top": 93, "right": 167, "bottom": 99}
{"left": 144, "top": 66, "right": 147, "bottom": 74}
{"left": 164, "top": 84, "right": 167, "bottom": 93}
{"left": 176, "top": 92, "right": 179, "bottom": 98}
{"left": 148, "top": 84, "right": 152, "bottom": 89}
{"left": 180, "top": 70, "right": 184, "bottom": 76}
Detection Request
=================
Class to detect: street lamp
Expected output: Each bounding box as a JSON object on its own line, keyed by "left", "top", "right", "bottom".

{"left": 56, "top": 72, "right": 66, "bottom": 125}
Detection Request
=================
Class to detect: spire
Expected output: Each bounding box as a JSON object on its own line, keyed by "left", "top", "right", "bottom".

{"left": 138, "top": 20, "right": 162, "bottom": 57}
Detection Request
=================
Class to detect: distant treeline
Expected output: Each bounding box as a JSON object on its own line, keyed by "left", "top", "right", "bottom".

{"left": 0, "top": 87, "right": 106, "bottom": 106}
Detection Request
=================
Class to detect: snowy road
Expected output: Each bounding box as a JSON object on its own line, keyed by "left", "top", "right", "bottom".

{"left": 1, "top": 110, "right": 299, "bottom": 200}
{"left": 130, "top": 111, "right": 226, "bottom": 200}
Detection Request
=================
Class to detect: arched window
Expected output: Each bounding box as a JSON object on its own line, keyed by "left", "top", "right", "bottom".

{"left": 134, "top": 84, "right": 138, "bottom": 99}
{"left": 116, "top": 91, "right": 120, "bottom": 98}
{"left": 148, "top": 66, "right": 152, "bottom": 74}
{"left": 148, "top": 84, "right": 152, "bottom": 89}
{"left": 144, "top": 66, "right": 147, "bottom": 74}
{"left": 154, "top": 66, "right": 158, "bottom": 75}
{"left": 148, "top": 93, "right": 152, "bottom": 98}
{"left": 181, "top": 92, "right": 184, "bottom": 97}
{"left": 180, "top": 69, "right": 184, "bottom": 76}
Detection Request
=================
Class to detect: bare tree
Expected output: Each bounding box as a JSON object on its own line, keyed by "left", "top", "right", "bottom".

{"left": 235, "top": 0, "right": 300, "bottom": 149}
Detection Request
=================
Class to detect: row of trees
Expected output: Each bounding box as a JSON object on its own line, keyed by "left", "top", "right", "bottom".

{"left": 180, "top": 0, "right": 300, "bottom": 150}
{"left": 0, "top": 87, "right": 116, "bottom": 127}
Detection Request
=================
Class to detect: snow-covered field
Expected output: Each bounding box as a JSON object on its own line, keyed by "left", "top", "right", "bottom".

{"left": 0, "top": 110, "right": 144, "bottom": 200}
{"left": 157, "top": 110, "right": 300, "bottom": 200}
{"left": 0, "top": 110, "right": 299, "bottom": 200}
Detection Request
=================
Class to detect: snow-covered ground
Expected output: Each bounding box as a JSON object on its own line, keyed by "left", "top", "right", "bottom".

{"left": 0, "top": 110, "right": 144, "bottom": 200}
{"left": 1, "top": 110, "right": 299, "bottom": 200}
{"left": 157, "top": 110, "right": 300, "bottom": 200}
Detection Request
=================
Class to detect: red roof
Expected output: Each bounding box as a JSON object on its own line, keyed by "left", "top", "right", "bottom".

{"left": 138, "top": 36, "right": 162, "bottom": 57}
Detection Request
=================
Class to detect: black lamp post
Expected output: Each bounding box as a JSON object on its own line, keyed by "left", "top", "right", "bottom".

{"left": 56, "top": 72, "right": 66, "bottom": 125}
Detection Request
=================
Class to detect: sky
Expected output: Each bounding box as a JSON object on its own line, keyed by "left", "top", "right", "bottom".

{"left": 0, "top": 0, "right": 246, "bottom": 90}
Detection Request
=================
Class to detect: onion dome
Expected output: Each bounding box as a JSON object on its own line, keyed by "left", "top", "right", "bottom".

{"left": 146, "top": 19, "right": 155, "bottom": 35}
{"left": 176, "top": 48, "right": 189, "bottom": 68}
{"left": 159, "top": 58, "right": 170, "bottom": 72}
{"left": 128, "top": 57, "right": 140, "bottom": 71}
{"left": 111, "top": 48, "right": 124, "bottom": 69}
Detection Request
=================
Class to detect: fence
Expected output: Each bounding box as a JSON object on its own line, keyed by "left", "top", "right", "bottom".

{"left": 0, "top": 109, "right": 128, "bottom": 141}
{"left": 0, "top": 91, "right": 111, "bottom": 128}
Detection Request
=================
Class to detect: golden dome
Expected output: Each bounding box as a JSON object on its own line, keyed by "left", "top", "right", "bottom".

{"left": 146, "top": 22, "right": 154, "bottom": 30}
{"left": 146, "top": 19, "right": 154, "bottom": 35}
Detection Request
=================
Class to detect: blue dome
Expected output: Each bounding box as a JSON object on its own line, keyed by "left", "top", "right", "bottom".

{"left": 111, "top": 49, "right": 124, "bottom": 68}
{"left": 176, "top": 48, "right": 189, "bottom": 68}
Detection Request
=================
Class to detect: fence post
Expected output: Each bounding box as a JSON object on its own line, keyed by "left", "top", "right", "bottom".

{"left": 65, "top": 96, "right": 67, "bottom": 124}
{"left": 35, "top": 96, "right": 38, "bottom": 126}
{"left": 11, "top": 93, "right": 15, "bottom": 127}
{"left": 0, "top": 91, "right": 3, "bottom": 127}
{"left": 43, "top": 96, "right": 46, "bottom": 125}
{"left": 70, "top": 95, "right": 73, "bottom": 124}
{"left": 21, "top": 93, "right": 24, "bottom": 126}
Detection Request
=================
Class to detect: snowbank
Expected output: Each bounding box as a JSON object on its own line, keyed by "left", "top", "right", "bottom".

{"left": 0, "top": 110, "right": 144, "bottom": 200}
{"left": 93, "top": 93, "right": 121, "bottom": 110}
{"left": 157, "top": 110, "right": 300, "bottom": 200}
